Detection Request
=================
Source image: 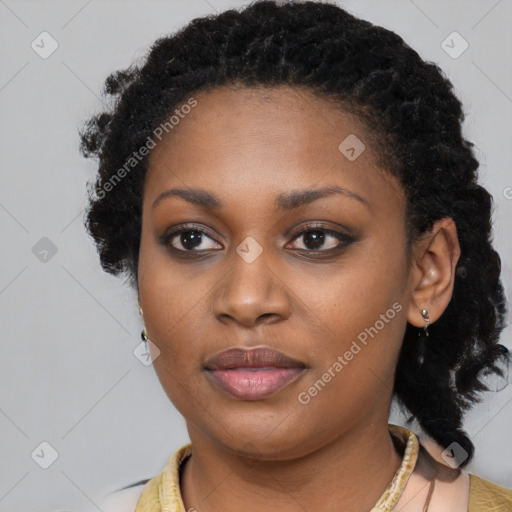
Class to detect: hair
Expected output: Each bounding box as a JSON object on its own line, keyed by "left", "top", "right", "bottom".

{"left": 79, "top": 0, "right": 509, "bottom": 466}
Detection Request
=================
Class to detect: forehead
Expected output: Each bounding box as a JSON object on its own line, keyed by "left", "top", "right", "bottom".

{"left": 149, "top": 85, "right": 372, "bottom": 164}
{"left": 145, "top": 85, "right": 405, "bottom": 212}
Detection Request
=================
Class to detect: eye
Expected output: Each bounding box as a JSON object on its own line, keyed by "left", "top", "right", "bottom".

{"left": 161, "top": 223, "right": 353, "bottom": 255}
{"left": 287, "top": 225, "right": 352, "bottom": 252}
{"left": 165, "top": 227, "right": 222, "bottom": 252}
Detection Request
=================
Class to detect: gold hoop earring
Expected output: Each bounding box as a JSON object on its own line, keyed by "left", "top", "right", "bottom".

{"left": 420, "top": 309, "right": 430, "bottom": 337}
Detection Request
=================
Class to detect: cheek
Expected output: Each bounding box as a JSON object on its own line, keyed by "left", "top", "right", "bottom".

{"left": 310, "top": 243, "right": 407, "bottom": 343}
{"left": 297, "top": 238, "right": 409, "bottom": 392}
{"left": 295, "top": 299, "right": 407, "bottom": 429}
{"left": 138, "top": 229, "right": 206, "bottom": 367}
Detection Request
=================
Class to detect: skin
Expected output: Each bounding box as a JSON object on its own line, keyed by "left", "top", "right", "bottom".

{"left": 137, "top": 85, "right": 460, "bottom": 512}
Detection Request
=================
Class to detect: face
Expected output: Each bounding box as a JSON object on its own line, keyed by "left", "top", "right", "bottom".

{"left": 138, "top": 85, "right": 414, "bottom": 460}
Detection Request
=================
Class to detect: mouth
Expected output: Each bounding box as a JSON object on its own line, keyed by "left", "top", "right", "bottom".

{"left": 204, "top": 347, "right": 307, "bottom": 401}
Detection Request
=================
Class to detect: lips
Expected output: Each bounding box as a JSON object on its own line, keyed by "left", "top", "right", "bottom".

{"left": 204, "top": 347, "right": 306, "bottom": 400}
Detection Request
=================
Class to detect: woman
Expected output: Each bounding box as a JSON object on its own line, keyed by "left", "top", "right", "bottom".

{"left": 80, "top": 1, "right": 512, "bottom": 510}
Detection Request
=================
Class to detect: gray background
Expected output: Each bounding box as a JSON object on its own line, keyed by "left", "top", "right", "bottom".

{"left": 0, "top": 0, "right": 511, "bottom": 510}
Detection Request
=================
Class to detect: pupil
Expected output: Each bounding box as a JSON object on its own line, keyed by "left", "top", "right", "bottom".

{"left": 181, "top": 231, "right": 202, "bottom": 249}
{"left": 305, "top": 230, "right": 324, "bottom": 249}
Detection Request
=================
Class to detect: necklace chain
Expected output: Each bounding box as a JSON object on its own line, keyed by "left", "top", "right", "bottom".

{"left": 421, "top": 478, "right": 435, "bottom": 512}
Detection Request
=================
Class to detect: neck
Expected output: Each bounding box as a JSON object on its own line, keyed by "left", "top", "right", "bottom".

{"left": 181, "top": 421, "right": 403, "bottom": 512}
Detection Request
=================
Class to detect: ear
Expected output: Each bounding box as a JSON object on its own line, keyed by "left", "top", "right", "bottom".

{"left": 407, "top": 217, "right": 461, "bottom": 328}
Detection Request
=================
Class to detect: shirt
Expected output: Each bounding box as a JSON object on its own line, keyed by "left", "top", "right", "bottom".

{"left": 100, "top": 424, "right": 512, "bottom": 511}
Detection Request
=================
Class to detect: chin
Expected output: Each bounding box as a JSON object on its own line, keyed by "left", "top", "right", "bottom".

{"left": 188, "top": 405, "right": 326, "bottom": 461}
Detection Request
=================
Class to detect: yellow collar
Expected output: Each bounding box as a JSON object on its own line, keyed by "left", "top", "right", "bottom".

{"left": 371, "top": 424, "right": 419, "bottom": 511}
{"left": 135, "top": 423, "right": 419, "bottom": 512}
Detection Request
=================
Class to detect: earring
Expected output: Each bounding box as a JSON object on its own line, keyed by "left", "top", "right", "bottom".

{"left": 420, "top": 308, "right": 430, "bottom": 337}
{"left": 140, "top": 327, "right": 149, "bottom": 350}
{"left": 139, "top": 306, "right": 149, "bottom": 348}
{"left": 139, "top": 307, "right": 148, "bottom": 345}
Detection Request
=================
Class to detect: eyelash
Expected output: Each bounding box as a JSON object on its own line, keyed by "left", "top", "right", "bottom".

{"left": 161, "top": 222, "right": 354, "bottom": 258}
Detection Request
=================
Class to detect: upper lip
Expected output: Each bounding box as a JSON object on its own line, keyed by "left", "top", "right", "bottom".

{"left": 204, "top": 347, "right": 306, "bottom": 370}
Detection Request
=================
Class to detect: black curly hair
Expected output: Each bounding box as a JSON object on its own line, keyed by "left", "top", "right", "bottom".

{"left": 79, "top": 0, "right": 509, "bottom": 466}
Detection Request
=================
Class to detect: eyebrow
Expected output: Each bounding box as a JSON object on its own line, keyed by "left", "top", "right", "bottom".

{"left": 152, "top": 185, "right": 369, "bottom": 211}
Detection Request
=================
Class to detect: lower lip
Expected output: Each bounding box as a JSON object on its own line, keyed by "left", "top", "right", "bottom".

{"left": 206, "top": 367, "right": 304, "bottom": 400}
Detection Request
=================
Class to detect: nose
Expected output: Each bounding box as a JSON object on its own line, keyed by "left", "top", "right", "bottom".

{"left": 212, "top": 243, "right": 292, "bottom": 327}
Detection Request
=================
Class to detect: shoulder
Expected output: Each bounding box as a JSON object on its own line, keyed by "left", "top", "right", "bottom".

{"left": 413, "top": 432, "right": 512, "bottom": 512}
{"left": 468, "top": 474, "right": 512, "bottom": 512}
{"left": 98, "top": 481, "right": 149, "bottom": 512}
{"left": 99, "top": 444, "right": 193, "bottom": 512}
